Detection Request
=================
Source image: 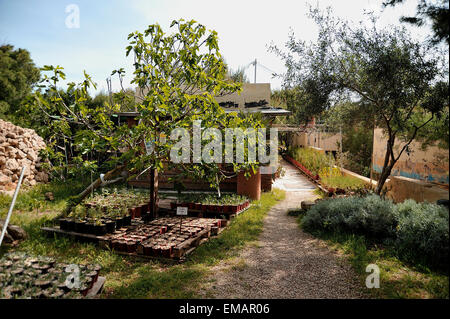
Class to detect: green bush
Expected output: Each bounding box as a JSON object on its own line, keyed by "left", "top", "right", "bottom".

{"left": 302, "top": 195, "right": 396, "bottom": 240}
{"left": 394, "top": 200, "right": 449, "bottom": 269}
{"left": 301, "top": 195, "right": 449, "bottom": 271}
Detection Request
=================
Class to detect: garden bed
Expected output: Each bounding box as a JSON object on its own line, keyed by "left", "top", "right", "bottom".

{"left": 0, "top": 252, "right": 104, "bottom": 299}
{"left": 283, "top": 151, "right": 368, "bottom": 195}
{"left": 169, "top": 193, "right": 250, "bottom": 218}
{"left": 43, "top": 216, "right": 227, "bottom": 261}
{"left": 59, "top": 189, "right": 153, "bottom": 237}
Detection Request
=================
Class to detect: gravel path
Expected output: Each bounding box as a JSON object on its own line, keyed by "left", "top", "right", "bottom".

{"left": 202, "top": 160, "right": 365, "bottom": 299}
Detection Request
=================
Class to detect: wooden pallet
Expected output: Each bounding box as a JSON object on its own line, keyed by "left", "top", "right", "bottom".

{"left": 41, "top": 226, "right": 109, "bottom": 243}
{"left": 85, "top": 276, "right": 106, "bottom": 298}
{"left": 42, "top": 221, "right": 223, "bottom": 261}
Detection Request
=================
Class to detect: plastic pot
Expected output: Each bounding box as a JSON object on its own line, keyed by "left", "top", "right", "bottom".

{"left": 74, "top": 220, "right": 86, "bottom": 233}
{"left": 85, "top": 223, "right": 95, "bottom": 235}
{"left": 104, "top": 220, "right": 116, "bottom": 233}
{"left": 93, "top": 224, "right": 107, "bottom": 236}
{"left": 59, "top": 218, "right": 68, "bottom": 231}
{"left": 115, "top": 218, "right": 123, "bottom": 229}
{"left": 66, "top": 219, "right": 75, "bottom": 232}
{"left": 123, "top": 215, "right": 132, "bottom": 226}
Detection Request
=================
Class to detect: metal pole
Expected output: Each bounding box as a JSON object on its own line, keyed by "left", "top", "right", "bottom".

{"left": 254, "top": 58, "right": 257, "bottom": 83}
{"left": 0, "top": 166, "right": 26, "bottom": 247}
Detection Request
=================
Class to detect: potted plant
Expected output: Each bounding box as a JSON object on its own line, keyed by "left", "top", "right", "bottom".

{"left": 113, "top": 211, "right": 123, "bottom": 229}
{"left": 104, "top": 218, "right": 116, "bottom": 233}
{"left": 84, "top": 217, "right": 95, "bottom": 235}
{"left": 132, "top": 198, "right": 142, "bottom": 218}
{"left": 122, "top": 207, "right": 132, "bottom": 226}
{"left": 93, "top": 219, "right": 107, "bottom": 236}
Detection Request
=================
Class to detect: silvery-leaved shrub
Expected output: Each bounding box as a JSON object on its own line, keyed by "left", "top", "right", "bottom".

{"left": 302, "top": 195, "right": 396, "bottom": 240}
{"left": 394, "top": 200, "right": 449, "bottom": 269}
{"left": 302, "top": 195, "right": 449, "bottom": 270}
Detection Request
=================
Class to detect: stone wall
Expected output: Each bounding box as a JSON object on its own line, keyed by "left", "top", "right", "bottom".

{"left": 0, "top": 119, "right": 48, "bottom": 194}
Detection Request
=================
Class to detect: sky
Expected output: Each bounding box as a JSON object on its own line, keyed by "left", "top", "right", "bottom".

{"left": 0, "top": 0, "right": 433, "bottom": 94}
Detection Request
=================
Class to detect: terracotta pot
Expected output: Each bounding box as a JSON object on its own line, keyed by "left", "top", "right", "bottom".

{"left": 126, "top": 241, "right": 136, "bottom": 253}
{"left": 111, "top": 240, "right": 118, "bottom": 250}
{"left": 161, "top": 246, "right": 172, "bottom": 258}
{"left": 129, "top": 207, "right": 136, "bottom": 219}
{"left": 141, "top": 204, "right": 149, "bottom": 215}
{"left": 134, "top": 206, "right": 141, "bottom": 218}
{"left": 153, "top": 246, "right": 161, "bottom": 256}
{"left": 118, "top": 240, "right": 127, "bottom": 252}
{"left": 231, "top": 205, "right": 239, "bottom": 213}
{"left": 143, "top": 245, "right": 152, "bottom": 256}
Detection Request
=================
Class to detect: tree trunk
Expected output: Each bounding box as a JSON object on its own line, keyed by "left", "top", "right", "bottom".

{"left": 59, "top": 164, "right": 127, "bottom": 218}
{"left": 149, "top": 168, "right": 158, "bottom": 218}
{"left": 375, "top": 163, "right": 394, "bottom": 195}
{"left": 375, "top": 138, "right": 395, "bottom": 194}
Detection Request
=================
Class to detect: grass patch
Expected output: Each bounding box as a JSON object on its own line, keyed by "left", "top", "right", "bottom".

{"left": 0, "top": 182, "right": 285, "bottom": 298}
{"left": 297, "top": 213, "right": 449, "bottom": 299}
{"left": 319, "top": 175, "right": 367, "bottom": 190}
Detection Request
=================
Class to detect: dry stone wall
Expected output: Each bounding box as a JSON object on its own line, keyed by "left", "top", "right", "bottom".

{"left": 0, "top": 119, "right": 48, "bottom": 194}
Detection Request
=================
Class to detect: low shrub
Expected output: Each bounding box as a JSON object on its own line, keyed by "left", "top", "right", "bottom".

{"left": 302, "top": 195, "right": 396, "bottom": 240}
{"left": 301, "top": 195, "right": 449, "bottom": 271}
{"left": 394, "top": 200, "right": 449, "bottom": 270}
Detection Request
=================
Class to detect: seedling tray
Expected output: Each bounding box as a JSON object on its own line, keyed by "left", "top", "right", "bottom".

{"left": 0, "top": 252, "right": 104, "bottom": 299}
{"left": 42, "top": 216, "right": 227, "bottom": 261}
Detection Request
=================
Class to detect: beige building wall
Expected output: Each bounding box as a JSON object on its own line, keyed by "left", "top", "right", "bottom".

{"left": 214, "top": 83, "right": 271, "bottom": 110}
{"left": 291, "top": 131, "right": 341, "bottom": 152}
{"left": 372, "top": 128, "right": 449, "bottom": 185}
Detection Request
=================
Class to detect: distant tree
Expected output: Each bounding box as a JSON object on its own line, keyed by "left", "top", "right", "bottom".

{"left": 383, "top": 0, "right": 449, "bottom": 45}
{"left": 227, "top": 66, "right": 250, "bottom": 83}
{"left": 323, "top": 101, "right": 375, "bottom": 176}
{"left": 270, "top": 7, "right": 449, "bottom": 194}
{"left": 270, "top": 86, "right": 329, "bottom": 125}
{"left": 0, "top": 45, "right": 40, "bottom": 121}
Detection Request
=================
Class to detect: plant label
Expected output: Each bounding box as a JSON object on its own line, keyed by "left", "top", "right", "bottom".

{"left": 176, "top": 207, "right": 188, "bottom": 216}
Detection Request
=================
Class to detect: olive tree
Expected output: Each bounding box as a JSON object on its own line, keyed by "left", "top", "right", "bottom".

{"left": 270, "top": 8, "right": 449, "bottom": 194}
